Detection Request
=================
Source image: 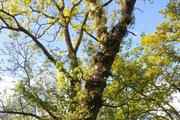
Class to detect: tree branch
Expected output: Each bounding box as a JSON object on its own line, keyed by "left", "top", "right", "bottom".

{"left": 103, "top": 0, "right": 114, "bottom": 7}
{"left": 74, "top": 12, "right": 89, "bottom": 53}
{"left": 0, "top": 10, "right": 57, "bottom": 64}
{"left": 102, "top": 103, "right": 126, "bottom": 108}
{"left": 52, "top": 0, "right": 64, "bottom": 13}
{"left": 0, "top": 110, "right": 41, "bottom": 119}
{"left": 64, "top": 25, "right": 75, "bottom": 58}
{"left": 70, "top": 0, "right": 83, "bottom": 16}
{"left": 30, "top": 6, "right": 56, "bottom": 19}
{"left": 84, "top": 29, "right": 99, "bottom": 42}
{"left": 19, "top": 27, "right": 57, "bottom": 64}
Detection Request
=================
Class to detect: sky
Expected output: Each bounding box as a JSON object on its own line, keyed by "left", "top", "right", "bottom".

{"left": 0, "top": 0, "right": 179, "bottom": 111}
{"left": 129, "top": 0, "right": 169, "bottom": 46}
{"left": 135, "top": 0, "right": 168, "bottom": 34}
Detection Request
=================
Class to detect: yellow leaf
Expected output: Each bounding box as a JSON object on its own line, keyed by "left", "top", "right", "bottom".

{"left": 63, "top": 8, "right": 70, "bottom": 17}
{"left": 24, "top": 0, "right": 31, "bottom": 5}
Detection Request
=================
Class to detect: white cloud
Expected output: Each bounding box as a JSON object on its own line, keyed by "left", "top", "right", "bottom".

{"left": 170, "top": 92, "right": 180, "bottom": 111}
{"left": 0, "top": 75, "right": 16, "bottom": 97}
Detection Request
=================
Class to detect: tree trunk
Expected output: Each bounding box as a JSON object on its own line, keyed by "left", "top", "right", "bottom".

{"left": 83, "top": 0, "right": 136, "bottom": 119}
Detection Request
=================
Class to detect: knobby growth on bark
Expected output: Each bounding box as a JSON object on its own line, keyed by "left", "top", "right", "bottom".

{"left": 84, "top": 0, "right": 136, "bottom": 119}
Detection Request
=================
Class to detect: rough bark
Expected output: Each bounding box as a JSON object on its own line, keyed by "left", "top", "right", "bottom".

{"left": 84, "top": 0, "right": 136, "bottom": 119}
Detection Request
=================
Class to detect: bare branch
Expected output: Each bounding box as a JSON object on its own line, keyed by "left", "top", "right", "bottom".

{"left": 30, "top": 6, "right": 56, "bottom": 19}
{"left": 84, "top": 29, "right": 99, "bottom": 42}
{"left": 102, "top": 103, "right": 126, "bottom": 108}
{"left": 0, "top": 10, "right": 57, "bottom": 64}
{"left": 19, "top": 27, "right": 57, "bottom": 64}
{"left": 0, "top": 110, "right": 41, "bottom": 119}
{"left": 74, "top": 12, "right": 89, "bottom": 53}
{"left": 102, "top": 0, "right": 113, "bottom": 7}
{"left": 52, "top": 0, "right": 64, "bottom": 13}
{"left": 64, "top": 25, "right": 75, "bottom": 57}
{"left": 127, "top": 30, "right": 137, "bottom": 36}
{"left": 70, "top": 0, "right": 83, "bottom": 17}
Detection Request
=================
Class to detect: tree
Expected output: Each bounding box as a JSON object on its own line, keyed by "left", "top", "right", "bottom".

{"left": 0, "top": 0, "right": 179, "bottom": 120}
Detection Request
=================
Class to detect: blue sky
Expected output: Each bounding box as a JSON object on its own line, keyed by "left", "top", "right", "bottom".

{"left": 134, "top": 0, "right": 168, "bottom": 34}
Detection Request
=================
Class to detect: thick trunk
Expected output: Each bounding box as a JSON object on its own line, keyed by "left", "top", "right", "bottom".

{"left": 84, "top": 26, "right": 124, "bottom": 120}
{"left": 83, "top": 1, "right": 136, "bottom": 119}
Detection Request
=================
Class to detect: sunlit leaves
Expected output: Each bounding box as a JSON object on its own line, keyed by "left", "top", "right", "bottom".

{"left": 23, "top": 0, "right": 31, "bottom": 5}
{"left": 141, "top": 33, "right": 166, "bottom": 46}
{"left": 63, "top": 8, "right": 71, "bottom": 17}
{"left": 161, "top": 1, "right": 180, "bottom": 20}
{"left": 5, "top": 0, "right": 21, "bottom": 14}
{"left": 102, "top": 3, "right": 179, "bottom": 118}
{"left": 147, "top": 55, "right": 170, "bottom": 65}
{"left": 56, "top": 71, "right": 66, "bottom": 89}
{"left": 144, "top": 66, "right": 161, "bottom": 78}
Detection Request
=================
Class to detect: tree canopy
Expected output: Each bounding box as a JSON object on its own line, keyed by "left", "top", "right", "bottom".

{"left": 0, "top": 0, "right": 179, "bottom": 120}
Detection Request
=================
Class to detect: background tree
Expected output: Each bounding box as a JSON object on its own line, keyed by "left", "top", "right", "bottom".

{"left": 0, "top": 0, "right": 179, "bottom": 120}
